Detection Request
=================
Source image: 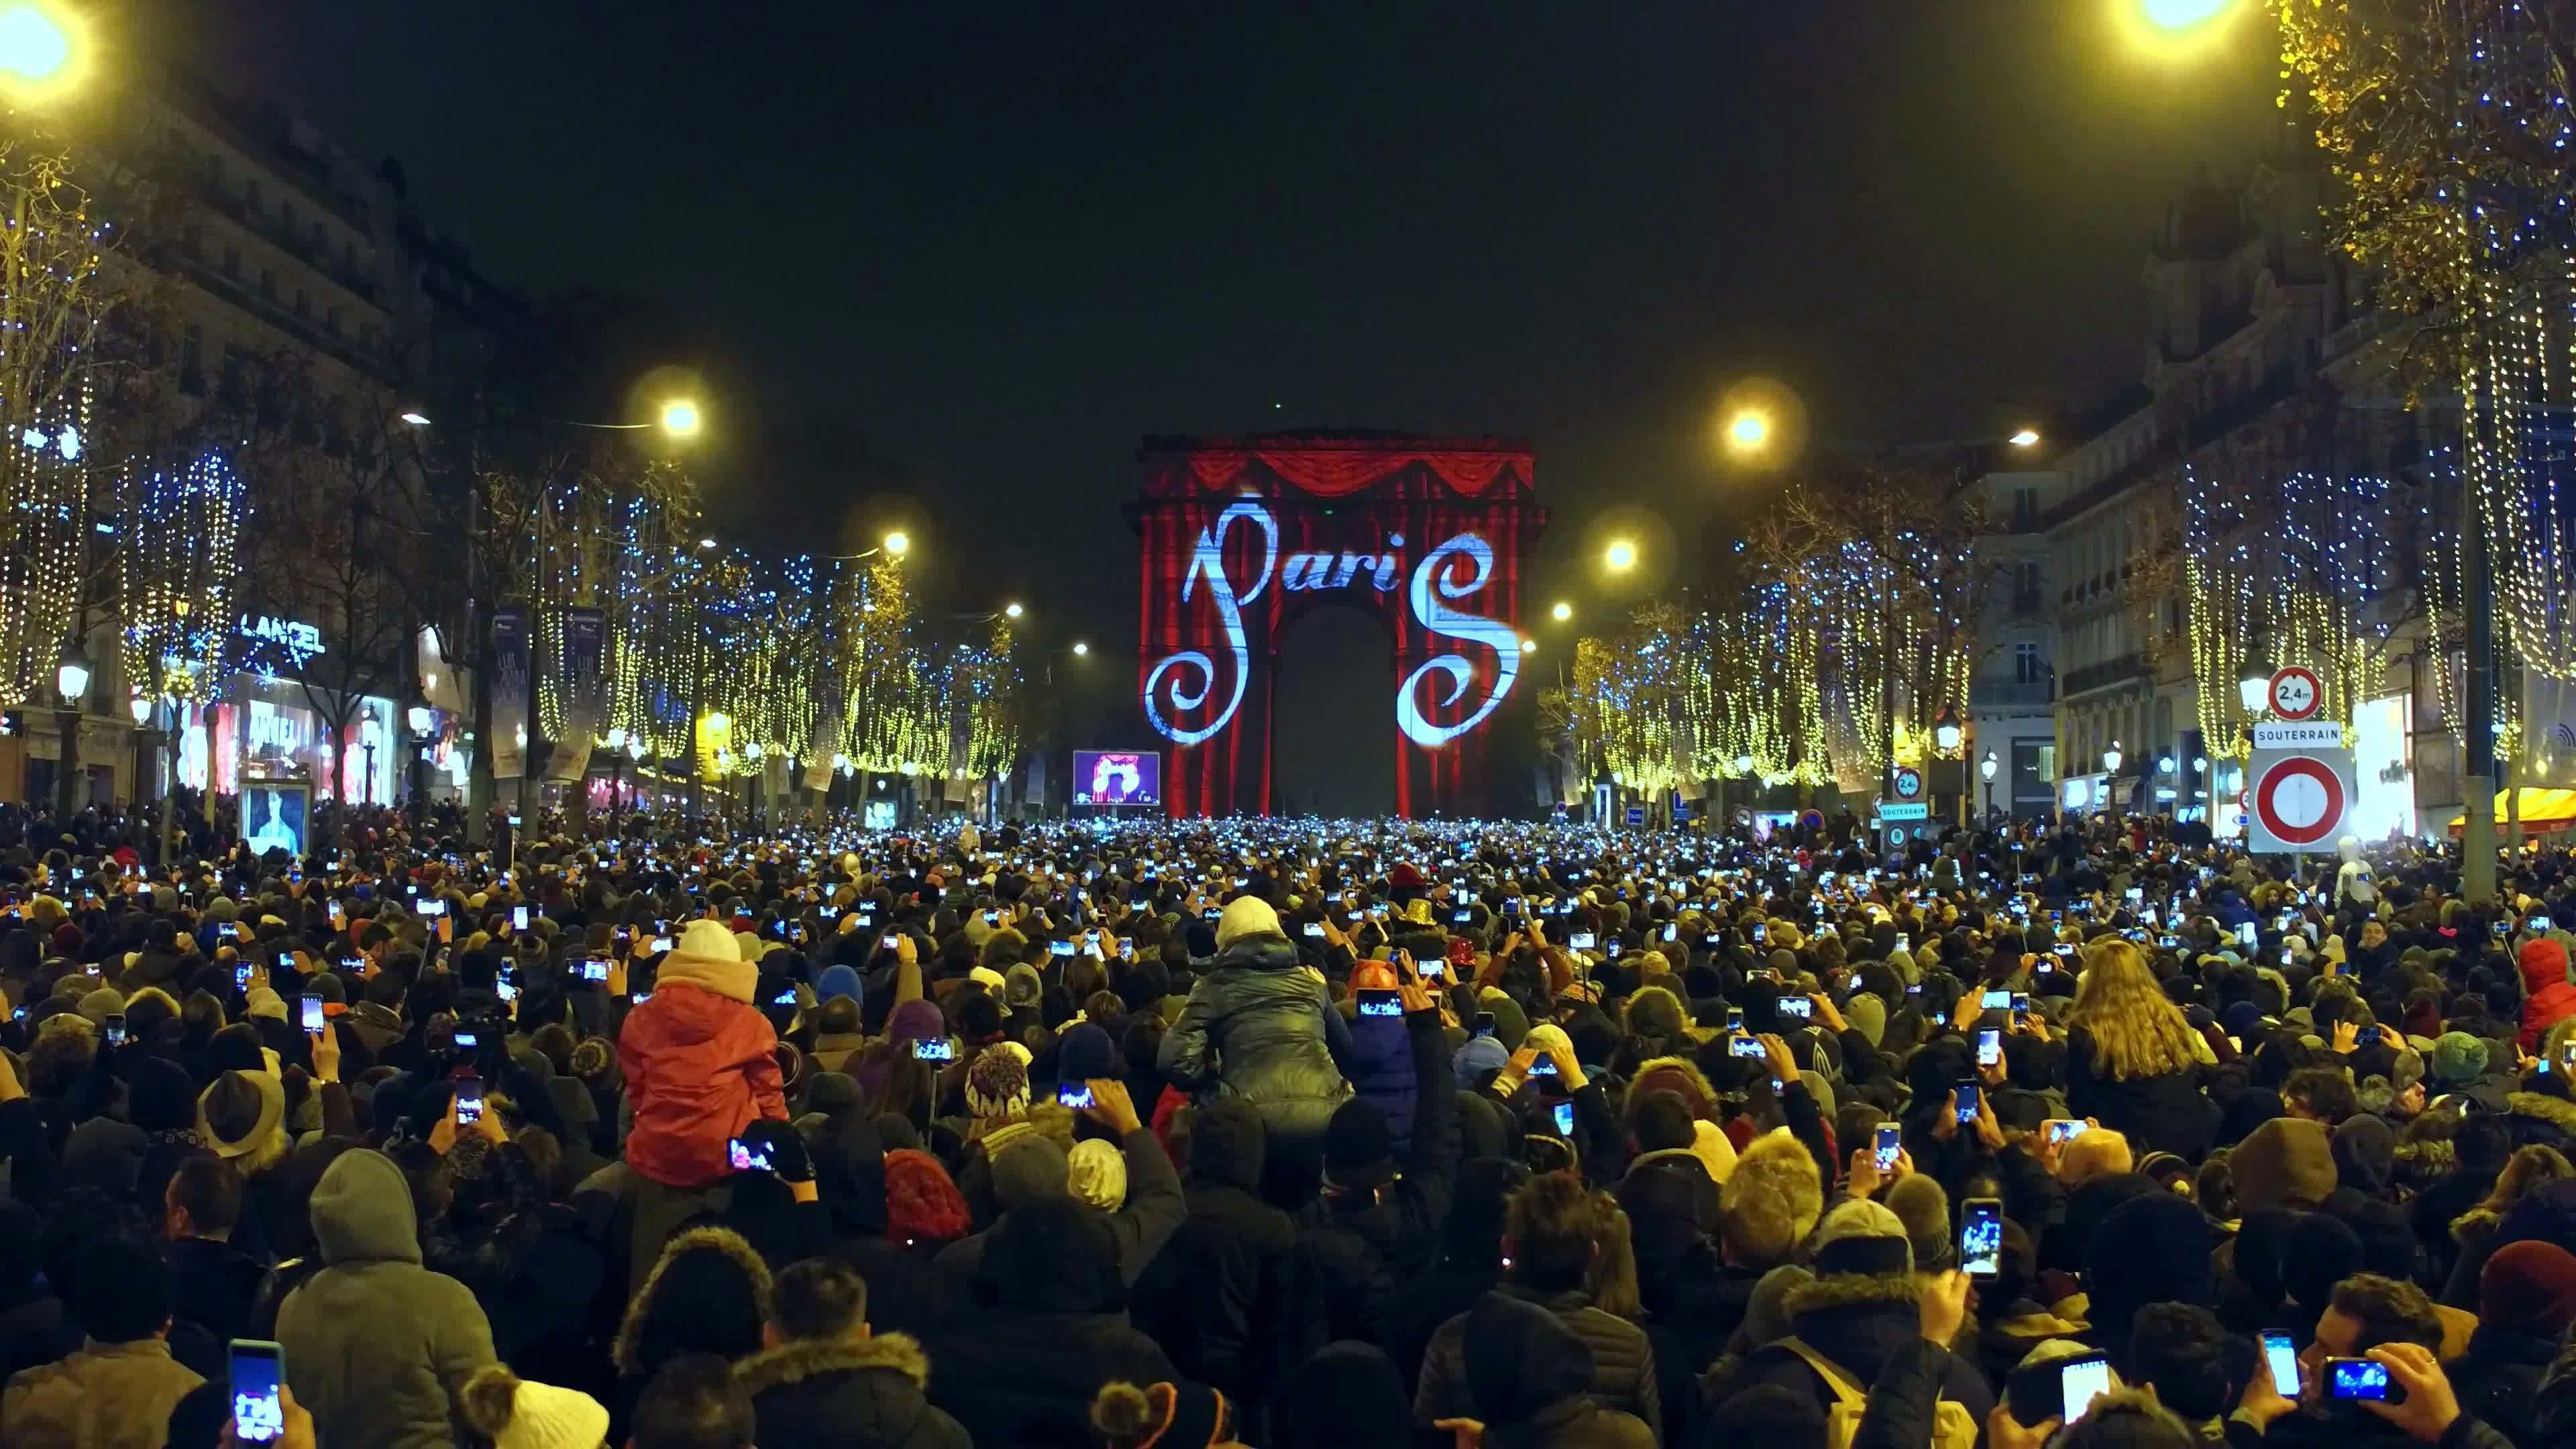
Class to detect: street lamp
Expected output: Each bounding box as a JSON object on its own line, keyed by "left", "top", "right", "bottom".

{"left": 1603, "top": 539, "right": 1638, "bottom": 572}
{"left": 659, "top": 398, "right": 702, "bottom": 437}
{"left": 1933, "top": 706, "right": 1962, "bottom": 753}
{"left": 1733, "top": 753, "right": 1754, "bottom": 776}
{"left": 1071, "top": 641, "right": 1089, "bottom": 657}
{"left": 50, "top": 635, "right": 85, "bottom": 820}
{"left": 1004, "top": 602, "right": 1024, "bottom": 620}
{"left": 0, "top": 2, "right": 83, "bottom": 101}
{"left": 1552, "top": 601, "right": 1572, "bottom": 623}
{"left": 1519, "top": 637, "right": 1538, "bottom": 655}
{"left": 883, "top": 531, "right": 910, "bottom": 557}
{"left": 359, "top": 704, "right": 380, "bottom": 806}
{"left": 2008, "top": 429, "right": 2041, "bottom": 448}
{"left": 2237, "top": 659, "right": 2269, "bottom": 714}
{"left": 2103, "top": 741, "right": 2123, "bottom": 775}
{"left": 1980, "top": 747, "right": 1999, "bottom": 822}
{"left": 1727, "top": 411, "right": 1770, "bottom": 451}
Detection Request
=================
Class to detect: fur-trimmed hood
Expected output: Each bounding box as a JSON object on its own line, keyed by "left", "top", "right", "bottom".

{"left": 2451, "top": 1205, "right": 2505, "bottom": 1246}
{"left": 1784, "top": 1269, "right": 1932, "bottom": 1321}
{"left": 2507, "top": 1090, "right": 2576, "bottom": 1138}
{"left": 1629, "top": 1055, "right": 1720, "bottom": 1119}
{"left": 734, "top": 1331, "right": 930, "bottom": 1396}
{"left": 612, "top": 1226, "right": 774, "bottom": 1375}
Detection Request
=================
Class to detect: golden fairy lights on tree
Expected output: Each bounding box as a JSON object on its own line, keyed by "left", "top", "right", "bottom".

{"left": 0, "top": 142, "right": 155, "bottom": 704}
{"left": 1567, "top": 614, "right": 1689, "bottom": 796}
{"left": 1743, "top": 463, "right": 1986, "bottom": 792}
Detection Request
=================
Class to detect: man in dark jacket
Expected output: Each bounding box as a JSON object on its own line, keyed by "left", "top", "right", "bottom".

{"left": 1291, "top": 970, "right": 1458, "bottom": 1356}
{"left": 1159, "top": 896, "right": 1355, "bottom": 1203}
{"left": 163, "top": 1155, "right": 266, "bottom": 1349}
{"left": 735, "top": 1258, "right": 969, "bottom": 1449}
{"left": 1413, "top": 1170, "right": 1661, "bottom": 1439}
{"left": 1454, "top": 1292, "right": 1655, "bottom": 1448}
{"left": 925, "top": 1195, "right": 1177, "bottom": 1448}
{"left": 1131, "top": 1097, "right": 1297, "bottom": 1409}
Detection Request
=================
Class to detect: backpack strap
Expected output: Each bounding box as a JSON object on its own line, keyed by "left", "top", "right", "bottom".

{"left": 1774, "top": 1336, "right": 1868, "bottom": 1408}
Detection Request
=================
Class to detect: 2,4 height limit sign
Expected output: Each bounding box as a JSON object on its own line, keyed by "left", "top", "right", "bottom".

{"left": 2245, "top": 747, "right": 2354, "bottom": 854}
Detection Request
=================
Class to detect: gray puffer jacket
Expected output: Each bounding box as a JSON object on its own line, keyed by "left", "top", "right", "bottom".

{"left": 1158, "top": 934, "right": 1354, "bottom": 1129}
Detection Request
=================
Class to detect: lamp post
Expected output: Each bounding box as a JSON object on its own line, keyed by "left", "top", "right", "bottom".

{"left": 52, "top": 635, "right": 87, "bottom": 821}
{"left": 1980, "top": 748, "right": 1999, "bottom": 824}
{"left": 359, "top": 703, "right": 379, "bottom": 809}
{"left": 406, "top": 692, "right": 433, "bottom": 826}
{"left": 127, "top": 692, "right": 154, "bottom": 858}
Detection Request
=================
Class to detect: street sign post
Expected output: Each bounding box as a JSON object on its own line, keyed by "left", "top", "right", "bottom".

{"left": 1876, "top": 801, "right": 1929, "bottom": 821}
{"left": 2267, "top": 666, "right": 2323, "bottom": 721}
{"left": 2246, "top": 746, "right": 2353, "bottom": 854}
{"left": 1893, "top": 766, "right": 1924, "bottom": 801}
{"left": 1623, "top": 804, "right": 1645, "bottom": 827}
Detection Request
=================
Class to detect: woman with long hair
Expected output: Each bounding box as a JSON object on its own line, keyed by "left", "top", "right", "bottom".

{"left": 2063, "top": 939, "right": 2216, "bottom": 1158}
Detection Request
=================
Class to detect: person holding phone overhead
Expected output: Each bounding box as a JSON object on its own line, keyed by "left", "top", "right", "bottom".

{"left": 617, "top": 919, "right": 786, "bottom": 1209}
{"left": 1159, "top": 894, "right": 1356, "bottom": 1203}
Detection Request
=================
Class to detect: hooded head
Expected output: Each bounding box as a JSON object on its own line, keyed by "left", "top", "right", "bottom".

{"left": 979, "top": 1193, "right": 1125, "bottom": 1313}
{"left": 309, "top": 1148, "right": 421, "bottom": 1267}
{"left": 612, "top": 1226, "right": 774, "bottom": 1377}
{"left": 2084, "top": 1191, "right": 2214, "bottom": 1325}
{"left": 1189, "top": 1098, "right": 1267, "bottom": 1194}
{"left": 2282, "top": 1213, "right": 2365, "bottom": 1320}
{"left": 2231, "top": 1117, "right": 2337, "bottom": 1213}
{"left": 1273, "top": 1341, "right": 1410, "bottom": 1449}
{"left": 2520, "top": 936, "right": 2571, "bottom": 995}
{"left": 2331, "top": 1114, "right": 2396, "bottom": 1196}
{"left": 1719, "top": 1129, "right": 1824, "bottom": 1267}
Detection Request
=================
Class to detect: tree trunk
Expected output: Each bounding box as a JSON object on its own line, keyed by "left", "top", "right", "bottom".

{"left": 467, "top": 606, "right": 493, "bottom": 848}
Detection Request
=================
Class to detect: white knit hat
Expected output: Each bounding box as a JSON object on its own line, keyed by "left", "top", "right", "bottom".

{"left": 464, "top": 1366, "right": 609, "bottom": 1449}
{"left": 1216, "top": 895, "right": 1281, "bottom": 950}
{"left": 676, "top": 919, "right": 739, "bottom": 962}
{"left": 1068, "top": 1136, "right": 1128, "bottom": 1210}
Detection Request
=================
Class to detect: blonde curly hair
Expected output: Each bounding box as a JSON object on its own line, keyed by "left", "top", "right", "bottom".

{"left": 2070, "top": 938, "right": 2202, "bottom": 1080}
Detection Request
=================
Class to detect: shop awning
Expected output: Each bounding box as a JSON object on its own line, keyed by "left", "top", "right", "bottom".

{"left": 2448, "top": 788, "right": 2576, "bottom": 835}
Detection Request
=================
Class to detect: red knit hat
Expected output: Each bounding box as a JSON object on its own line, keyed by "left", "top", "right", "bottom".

{"left": 2480, "top": 1239, "right": 2576, "bottom": 1334}
{"left": 884, "top": 1148, "right": 969, "bottom": 1246}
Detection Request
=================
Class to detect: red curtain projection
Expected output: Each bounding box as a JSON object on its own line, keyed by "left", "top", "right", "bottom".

{"left": 1130, "top": 436, "right": 1545, "bottom": 818}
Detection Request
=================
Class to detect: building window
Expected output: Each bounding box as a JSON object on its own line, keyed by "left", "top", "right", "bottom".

{"left": 221, "top": 246, "right": 241, "bottom": 280}
{"left": 2015, "top": 641, "right": 2044, "bottom": 684}
{"left": 258, "top": 268, "right": 276, "bottom": 301}
{"left": 281, "top": 201, "right": 297, "bottom": 237}
{"left": 294, "top": 288, "right": 309, "bottom": 319}
{"left": 325, "top": 307, "right": 340, "bottom": 337}
{"left": 178, "top": 323, "right": 203, "bottom": 393}
{"left": 245, "top": 178, "right": 262, "bottom": 211}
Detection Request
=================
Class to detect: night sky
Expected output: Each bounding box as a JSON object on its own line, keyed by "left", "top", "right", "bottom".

{"left": 173, "top": 1, "right": 2283, "bottom": 775}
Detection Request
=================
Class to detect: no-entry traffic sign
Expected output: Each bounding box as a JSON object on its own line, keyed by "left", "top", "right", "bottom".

{"left": 2246, "top": 747, "right": 2353, "bottom": 853}
{"left": 2267, "top": 666, "right": 2323, "bottom": 721}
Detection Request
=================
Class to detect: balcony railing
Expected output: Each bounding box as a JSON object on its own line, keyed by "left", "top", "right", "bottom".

{"left": 2060, "top": 651, "right": 2150, "bottom": 698}
{"left": 1970, "top": 679, "right": 2055, "bottom": 708}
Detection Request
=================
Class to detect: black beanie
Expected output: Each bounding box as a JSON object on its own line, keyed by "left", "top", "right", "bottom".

{"left": 1325, "top": 1099, "right": 1393, "bottom": 1185}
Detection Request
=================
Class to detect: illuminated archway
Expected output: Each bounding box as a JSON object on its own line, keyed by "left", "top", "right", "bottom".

{"left": 1128, "top": 434, "right": 1544, "bottom": 818}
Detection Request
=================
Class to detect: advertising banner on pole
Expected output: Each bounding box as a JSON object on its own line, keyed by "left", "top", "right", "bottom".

{"left": 808, "top": 677, "right": 843, "bottom": 798}
{"left": 491, "top": 606, "right": 529, "bottom": 782}
{"left": 549, "top": 608, "right": 607, "bottom": 783}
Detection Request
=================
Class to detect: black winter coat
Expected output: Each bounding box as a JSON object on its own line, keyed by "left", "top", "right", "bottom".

{"left": 1289, "top": 1004, "right": 1459, "bottom": 1358}
{"left": 1130, "top": 1179, "right": 1296, "bottom": 1402}
{"left": 1413, "top": 1285, "right": 1661, "bottom": 1442}
{"left": 2447, "top": 1323, "right": 2557, "bottom": 1448}
{"left": 2065, "top": 1027, "right": 2216, "bottom": 1160}
{"left": 1158, "top": 934, "right": 1354, "bottom": 1132}
{"left": 925, "top": 1309, "right": 1176, "bottom": 1448}
{"left": 737, "top": 1332, "right": 971, "bottom": 1449}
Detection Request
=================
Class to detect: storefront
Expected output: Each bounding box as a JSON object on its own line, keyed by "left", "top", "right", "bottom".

{"left": 207, "top": 679, "right": 400, "bottom": 808}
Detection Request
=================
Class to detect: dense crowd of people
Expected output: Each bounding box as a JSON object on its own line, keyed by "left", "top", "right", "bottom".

{"left": 0, "top": 798, "right": 2574, "bottom": 1448}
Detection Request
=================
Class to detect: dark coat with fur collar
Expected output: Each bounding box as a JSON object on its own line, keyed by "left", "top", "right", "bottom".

{"left": 735, "top": 1332, "right": 971, "bottom": 1449}
{"left": 1725, "top": 1271, "right": 1997, "bottom": 1427}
